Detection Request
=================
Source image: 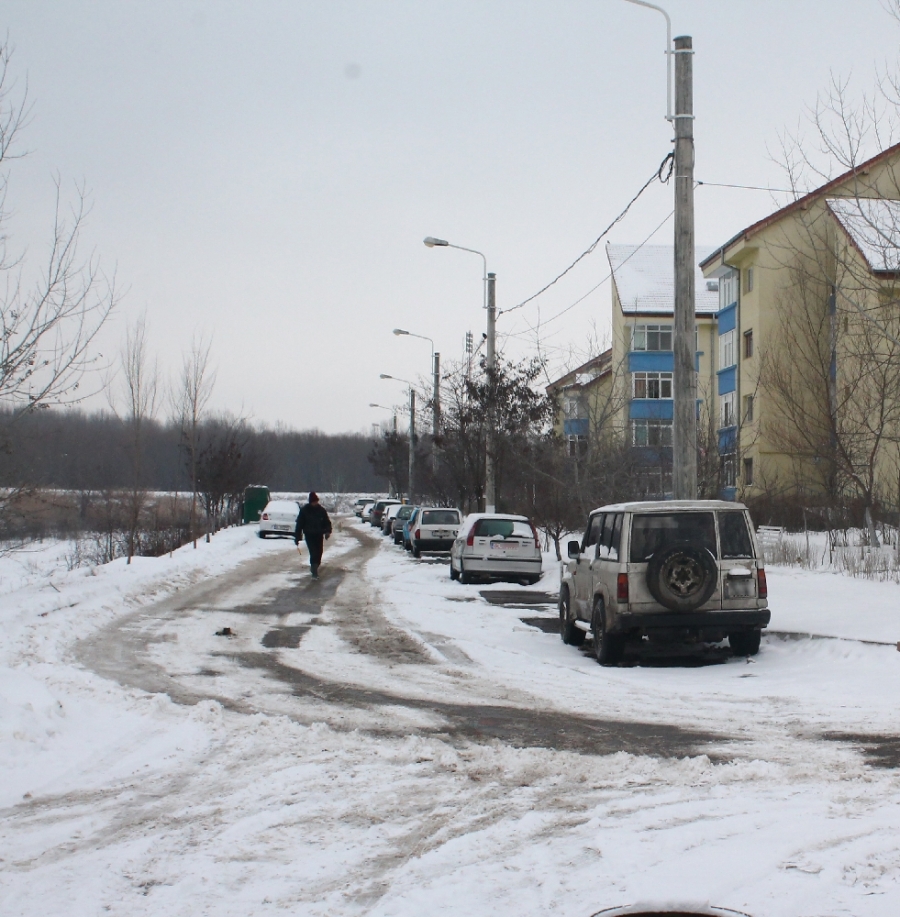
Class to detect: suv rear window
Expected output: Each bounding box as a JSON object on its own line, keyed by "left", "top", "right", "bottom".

{"left": 719, "top": 511, "right": 754, "bottom": 558}
{"left": 422, "top": 510, "right": 460, "bottom": 525}
{"left": 474, "top": 518, "right": 531, "bottom": 539}
{"left": 629, "top": 512, "right": 716, "bottom": 562}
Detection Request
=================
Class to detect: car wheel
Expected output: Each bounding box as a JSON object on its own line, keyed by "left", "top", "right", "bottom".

{"left": 729, "top": 630, "right": 761, "bottom": 656}
{"left": 257, "top": 531, "right": 267, "bottom": 539}
{"left": 591, "top": 597, "right": 624, "bottom": 666}
{"left": 646, "top": 542, "right": 718, "bottom": 612}
{"left": 559, "top": 588, "right": 586, "bottom": 646}
{"left": 449, "top": 562, "right": 459, "bottom": 581}
{"left": 412, "top": 544, "right": 421, "bottom": 558}
{"left": 459, "top": 561, "right": 474, "bottom": 585}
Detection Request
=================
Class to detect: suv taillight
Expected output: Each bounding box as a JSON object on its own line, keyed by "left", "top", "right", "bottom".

{"left": 466, "top": 528, "right": 475, "bottom": 547}
{"left": 617, "top": 572, "right": 629, "bottom": 602}
{"left": 415, "top": 529, "right": 420, "bottom": 540}
{"left": 757, "top": 567, "right": 767, "bottom": 599}
{"left": 530, "top": 523, "right": 540, "bottom": 550}
{"left": 261, "top": 513, "right": 268, "bottom": 520}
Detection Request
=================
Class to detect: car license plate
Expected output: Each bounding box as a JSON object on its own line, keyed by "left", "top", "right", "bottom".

{"left": 434, "top": 530, "right": 450, "bottom": 538}
{"left": 273, "top": 524, "right": 290, "bottom": 531}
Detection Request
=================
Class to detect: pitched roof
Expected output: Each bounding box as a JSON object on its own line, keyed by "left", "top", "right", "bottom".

{"left": 607, "top": 244, "right": 719, "bottom": 315}
{"left": 700, "top": 140, "right": 900, "bottom": 271}
{"left": 827, "top": 198, "right": 900, "bottom": 272}
{"left": 546, "top": 348, "right": 611, "bottom": 394}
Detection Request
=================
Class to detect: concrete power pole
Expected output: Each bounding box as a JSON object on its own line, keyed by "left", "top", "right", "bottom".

{"left": 432, "top": 351, "right": 440, "bottom": 473}
{"left": 485, "top": 273, "right": 497, "bottom": 513}
{"left": 672, "top": 34, "right": 697, "bottom": 500}
{"left": 408, "top": 388, "right": 416, "bottom": 504}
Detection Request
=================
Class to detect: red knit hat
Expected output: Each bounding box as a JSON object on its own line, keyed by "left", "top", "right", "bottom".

{"left": 308, "top": 492, "right": 319, "bottom": 503}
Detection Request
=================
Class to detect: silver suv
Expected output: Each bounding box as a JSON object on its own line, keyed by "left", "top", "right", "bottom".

{"left": 559, "top": 500, "right": 770, "bottom": 665}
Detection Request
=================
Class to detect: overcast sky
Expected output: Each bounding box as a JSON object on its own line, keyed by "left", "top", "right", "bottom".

{"left": 4, "top": 0, "right": 899, "bottom": 433}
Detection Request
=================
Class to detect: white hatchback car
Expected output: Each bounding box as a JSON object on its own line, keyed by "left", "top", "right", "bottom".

{"left": 257, "top": 500, "right": 301, "bottom": 538}
{"left": 450, "top": 513, "right": 542, "bottom": 584}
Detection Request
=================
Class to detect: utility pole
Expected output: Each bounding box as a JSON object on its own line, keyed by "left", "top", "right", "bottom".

{"left": 485, "top": 272, "right": 497, "bottom": 513}
{"left": 408, "top": 388, "right": 416, "bottom": 504}
{"left": 432, "top": 352, "right": 441, "bottom": 439}
{"left": 672, "top": 34, "right": 697, "bottom": 500}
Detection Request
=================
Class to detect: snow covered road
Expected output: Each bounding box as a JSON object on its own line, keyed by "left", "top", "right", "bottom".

{"left": 3, "top": 520, "right": 900, "bottom": 915}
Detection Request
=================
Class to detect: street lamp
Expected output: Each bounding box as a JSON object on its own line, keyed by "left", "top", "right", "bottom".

{"left": 380, "top": 374, "right": 417, "bottom": 503}
{"left": 423, "top": 236, "right": 496, "bottom": 512}
{"left": 393, "top": 328, "right": 440, "bottom": 447}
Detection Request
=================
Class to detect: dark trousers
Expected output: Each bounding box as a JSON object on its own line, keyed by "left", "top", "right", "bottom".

{"left": 305, "top": 533, "right": 325, "bottom": 569}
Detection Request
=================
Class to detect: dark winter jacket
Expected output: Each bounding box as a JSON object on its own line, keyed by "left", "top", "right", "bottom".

{"left": 295, "top": 502, "right": 333, "bottom": 541}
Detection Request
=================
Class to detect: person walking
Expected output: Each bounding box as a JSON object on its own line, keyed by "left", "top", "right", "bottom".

{"left": 294, "top": 492, "right": 332, "bottom": 579}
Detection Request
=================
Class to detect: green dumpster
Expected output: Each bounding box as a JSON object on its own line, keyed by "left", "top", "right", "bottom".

{"left": 242, "top": 485, "right": 271, "bottom": 524}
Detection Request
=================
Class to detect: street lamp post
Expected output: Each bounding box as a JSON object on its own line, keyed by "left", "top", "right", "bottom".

{"left": 380, "top": 374, "right": 416, "bottom": 503}
{"left": 393, "top": 327, "right": 440, "bottom": 453}
{"left": 423, "top": 236, "right": 497, "bottom": 513}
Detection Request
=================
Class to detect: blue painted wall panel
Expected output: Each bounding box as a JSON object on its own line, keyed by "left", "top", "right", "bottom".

{"left": 717, "top": 366, "right": 736, "bottom": 395}
{"left": 629, "top": 400, "right": 674, "bottom": 420}
{"left": 628, "top": 351, "right": 674, "bottom": 373}
{"left": 563, "top": 419, "right": 588, "bottom": 436}
{"left": 717, "top": 302, "right": 737, "bottom": 333}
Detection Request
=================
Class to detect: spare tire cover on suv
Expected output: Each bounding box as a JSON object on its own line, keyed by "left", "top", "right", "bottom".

{"left": 646, "top": 542, "right": 718, "bottom": 612}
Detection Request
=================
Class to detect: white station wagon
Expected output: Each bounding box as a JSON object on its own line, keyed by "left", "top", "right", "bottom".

{"left": 450, "top": 513, "right": 542, "bottom": 584}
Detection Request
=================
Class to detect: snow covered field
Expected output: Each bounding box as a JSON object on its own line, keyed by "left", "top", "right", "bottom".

{"left": 2, "top": 519, "right": 900, "bottom": 916}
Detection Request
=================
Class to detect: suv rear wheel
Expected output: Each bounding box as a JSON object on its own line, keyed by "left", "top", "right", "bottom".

{"left": 559, "top": 589, "right": 585, "bottom": 646}
{"left": 591, "top": 597, "right": 624, "bottom": 666}
{"left": 729, "top": 630, "right": 761, "bottom": 656}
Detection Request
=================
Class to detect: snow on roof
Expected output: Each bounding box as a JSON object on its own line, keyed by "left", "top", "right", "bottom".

{"left": 827, "top": 198, "right": 900, "bottom": 272}
{"left": 607, "top": 244, "right": 719, "bottom": 315}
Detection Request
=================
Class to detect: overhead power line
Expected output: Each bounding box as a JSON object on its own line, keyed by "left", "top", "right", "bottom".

{"left": 501, "top": 151, "right": 674, "bottom": 316}
{"left": 696, "top": 179, "right": 796, "bottom": 193}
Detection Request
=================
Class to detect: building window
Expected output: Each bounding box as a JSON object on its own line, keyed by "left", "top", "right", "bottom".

{"left": 563, "top": 396, "right": 584, "bottom": 419}
{"left": 633, "top": 371, "right": 673, "bottom": 399}
{"left": 721, "top": 391, "right": 736, "bottom": 427}
{"left": 743, "top": 457, "right": 754, "bottom": 486}
{"left": 743, "top": 267, "right": 754, "bottom": 294}
{"left": 743, "top": 394, "right": 754, "bottom": 423}
{"left": 743, "top": 329, "right": 753, "bottom": 358}
{"left": 632, "top": 323, "right": 672, "bottom": 351}
{"left": 719, "top": 329, "right": 736, "bottom": 368}
{"left": 567, "top": 434, "right": 588, "bottom": 457}
{"left": 721, "top": 453, "right": 737, "bottom": 488}
{"left": 720, "top": 270, "right": 738, "bottom": 309}
{"left": 632, "top": 418, "right": 673, "bottom": 447}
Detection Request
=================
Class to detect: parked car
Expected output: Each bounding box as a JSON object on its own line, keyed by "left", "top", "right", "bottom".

{"left": 408, "top": 507, "right": 462, "bottom": 557}
{"left": 353, "top": 498, "right": 372, "bottom": 517}
{"left": 370, "top": 499, "right": 401, "bottom": 529}
{"left": 390, "top": 504, "right": 416, "bottom": 544}
{"left": 360, "top": 501, "right": 376, "bottom": 523}
{"left": 257, "top": 499, "right": 301, "bottom": 539}
{"left": 559, "top": 500, "right": 770, "bottom": 665}
{"left": 450, "top": 513, "right": 542, "bottom": 584}
{"left": 401, "top": 507, "right": 420, "bottom": 551}
{"left": 381, "top": 502, "right": 404, "bottom": 535}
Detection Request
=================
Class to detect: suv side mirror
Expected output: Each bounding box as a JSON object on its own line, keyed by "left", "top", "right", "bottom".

{"left": 567, "top": 540, "right": 580, "bottom": 558}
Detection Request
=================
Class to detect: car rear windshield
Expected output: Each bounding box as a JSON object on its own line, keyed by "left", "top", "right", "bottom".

{"left": 719, "top": 511, "right": 754, "bottom": 558}
{"left": 474, "top": 518, "right": 532, "bottom": 539}
{"left": 396, "top": 506, "right": 414, "bottom": 519}
{"left": 422, "top": 510, "right": 460, "bottom": 525}
{"left": 629, "top": 512, "right": 716, "bottom": 562}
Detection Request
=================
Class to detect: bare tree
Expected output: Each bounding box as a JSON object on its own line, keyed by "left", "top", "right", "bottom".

{"left": 173, "top": 335, "right": 216, "bottom": 546}
{"left": 0, "top": 39, "right": 116, "bottom": 541}
{"left": 111, "top": 314, "right": 158, "bottom": 562}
